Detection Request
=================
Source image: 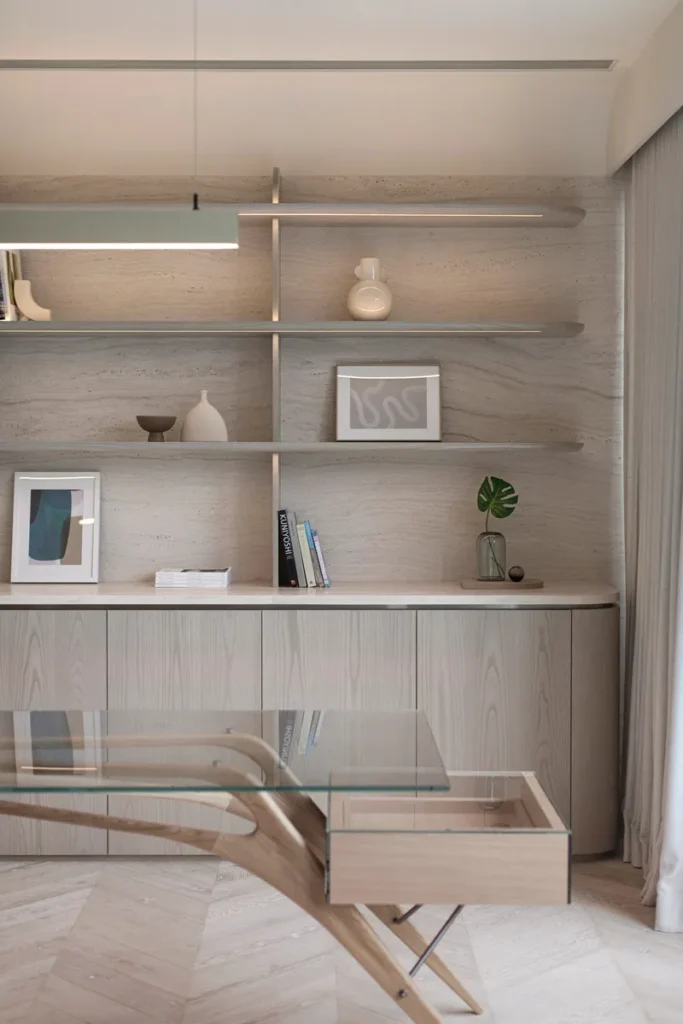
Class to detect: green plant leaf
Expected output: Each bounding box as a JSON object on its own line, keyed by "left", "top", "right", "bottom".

{"left": 477, "top": 476, "right": 519, "bottom": 519}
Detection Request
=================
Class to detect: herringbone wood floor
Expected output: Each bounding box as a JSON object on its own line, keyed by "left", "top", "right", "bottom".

{"left": 0, "top": 858, "right": 680, "bottom": 1023}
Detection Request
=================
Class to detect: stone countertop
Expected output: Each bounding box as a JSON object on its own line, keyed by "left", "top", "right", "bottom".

{"left": 0, "top": 581, "right": 619, "bottom": 608}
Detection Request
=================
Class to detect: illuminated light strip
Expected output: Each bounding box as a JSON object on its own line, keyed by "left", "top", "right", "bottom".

{"left": 338, "top": 373, "right": 441, "bottom": 380}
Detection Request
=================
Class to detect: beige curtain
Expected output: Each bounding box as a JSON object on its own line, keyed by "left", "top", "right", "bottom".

{"left": 624, "top": 108, "right": 683, "bottom": 931}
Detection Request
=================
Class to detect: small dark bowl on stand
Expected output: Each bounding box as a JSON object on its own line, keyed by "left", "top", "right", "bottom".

{"left": 136, "top": 416, "right": 177, "bottom": 442}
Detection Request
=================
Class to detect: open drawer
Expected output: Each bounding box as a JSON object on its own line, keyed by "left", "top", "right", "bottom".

{"left": 327, "top": 771, "right": 570, "bottom": 906}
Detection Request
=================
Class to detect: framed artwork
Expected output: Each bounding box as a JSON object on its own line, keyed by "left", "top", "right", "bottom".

{"left": 336, "top": 364, "right": 441, "bottom": 441}
{"left": 10, "top": 710, "right": 103, "bottom": 788}
{"left": 11, "top": 471, "right": 101, "bottom": 583}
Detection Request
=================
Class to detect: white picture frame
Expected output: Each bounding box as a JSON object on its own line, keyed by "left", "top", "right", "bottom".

{"left": 336, "top": 364, "right": 441, "bottom": 441}
{"left": 11, "top": 471, "right": 101, "bottom": 583}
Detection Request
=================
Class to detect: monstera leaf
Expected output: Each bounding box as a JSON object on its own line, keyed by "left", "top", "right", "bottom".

{"left": 477, "top": 476, "right": 519, "bottom": 520}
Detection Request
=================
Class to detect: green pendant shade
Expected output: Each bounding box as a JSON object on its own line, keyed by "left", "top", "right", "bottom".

{"left": 0, "top": 203, "right": 239, "bottom": 250}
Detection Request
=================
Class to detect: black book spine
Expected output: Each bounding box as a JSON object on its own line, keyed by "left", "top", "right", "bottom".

{"left": 277, "top": 508, "right": 299, "bottom": 587}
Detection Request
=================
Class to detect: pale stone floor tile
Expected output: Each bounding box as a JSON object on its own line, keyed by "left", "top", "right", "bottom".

{"left": 110, "top": 857, "right": 220, "bottom": 902}
{"left": 0, "top": 861, "right": 101, "bottom": 911}
{"left": 73, "top": 880, "right": 207, "bottom": 971}
{"left": 463, "top": 902, "right": 603, "bottom": 992}
{"left": 0, "top": 889, "right": 92, "bottom": 955}
{"left": 37, "top": 973, "right": 161, "bottom": 1024}
{"left": 99, "top": 863, "right": 214, "bottom": 923}
{"left": 61, "top": 927, "right": 194, "bottom": 1001}
{"left": 183, "top": 952, "right": 335, "bottom": 1024}
{"left": 573, "top": 865, "right": 648, "bottom": 913}
{"left": 2, "top": 1000, "right": 35, "bottom": 1024}
{"left": 477, "top": 947, "right": 648, "bottom": 1024}
{"left": 18, "top": 1003, "right": 85, "bottom": 1024}
{"left": 50, "top": 948, "right": 186, "bottom": 1023}
{"left": 192, "top": 911, "right": 330, "bottom": 999}
{"left": 3, "top": 859, "right": 683, "bottom": 1023}
{"left": 0, "top": 954, "right": 56, "bottom": 1013}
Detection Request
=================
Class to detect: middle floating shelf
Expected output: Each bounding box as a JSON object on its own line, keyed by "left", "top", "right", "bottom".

{"left": 0, "top": 320, "right": 584, "bottom": 338}
{"left": 0, "top": 441, "right": 584, "bottom": 459}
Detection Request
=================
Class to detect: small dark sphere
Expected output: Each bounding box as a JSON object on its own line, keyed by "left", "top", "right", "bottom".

{"left": 508, "top": 565, "right": 525, "bottom": 582}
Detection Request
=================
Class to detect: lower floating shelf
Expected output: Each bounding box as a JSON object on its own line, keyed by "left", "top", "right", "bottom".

{"left": 0, "top": 440, "right": 583, "bottom": 459}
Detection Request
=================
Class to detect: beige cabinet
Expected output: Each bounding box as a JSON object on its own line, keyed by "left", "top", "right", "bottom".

{"left": 107, "top": 610, "right": 261, "bottom": 853}
{"left": 0, "top": 610, "right": 107, "bottom": 855}
{"left": 418, "top": 610, "right": 572, "bottom": 826}
{"left": 262, "top": 610, "right": 416, "bottom": 710}
{"left": 571, "top": 607, "right": 620, "bottom": 855}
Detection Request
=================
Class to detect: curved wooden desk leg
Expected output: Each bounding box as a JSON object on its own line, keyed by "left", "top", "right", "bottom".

{"left": 0, "top": 731, "right": 482, "bottom": 1021}
{"left": 215, "top": 733, "right": 482, "bottom": 1015}
{"left": 369, "top": 906, "right": 483, "bottom": 1015}
{"left": 216, "top": 785, "right": 444, "bottom": 1024}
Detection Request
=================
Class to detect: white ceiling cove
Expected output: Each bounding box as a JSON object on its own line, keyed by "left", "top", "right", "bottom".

{"left": 0, "top": 0, "right": 679, "bottom": 176}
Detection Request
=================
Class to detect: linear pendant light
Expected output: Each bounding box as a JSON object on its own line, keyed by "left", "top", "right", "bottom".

{"left": 0, "top": 202, "right": 239, "bottom": 250}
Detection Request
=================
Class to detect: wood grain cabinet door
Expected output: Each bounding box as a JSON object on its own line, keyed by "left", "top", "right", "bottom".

{"left": 262, "top": 610, "right": 416, "bottom": 710}
{"left": 571, "top": 607, "right": 619, "bottom": 855}
{"left": 107, "top": 610, "right": 261, "bottom": 854}
{"left": 418, "top": 610, "right": 571, "bottom": 825}
{"left": 0, "top": 610, "right": 107, "bottom": 855}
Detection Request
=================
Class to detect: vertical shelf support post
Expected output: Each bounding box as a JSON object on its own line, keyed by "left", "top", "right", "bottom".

{"left": 271, "top": 167, "right": 282, "bottom": 586}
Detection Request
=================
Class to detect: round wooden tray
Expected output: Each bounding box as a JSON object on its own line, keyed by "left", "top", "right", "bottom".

{"left": 460, "top": 578, "right": 544, "bottom": 591}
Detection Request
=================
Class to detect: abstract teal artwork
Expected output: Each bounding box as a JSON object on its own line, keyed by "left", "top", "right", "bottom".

{"left": 28, "top": 489, "right": 83, "bottom": 565}
{"left": 12, "top": 473, "right": 99, "bottom": 583}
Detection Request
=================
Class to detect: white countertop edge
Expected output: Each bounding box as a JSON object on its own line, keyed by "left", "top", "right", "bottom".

{"left": 0, "top": 582, "right": 619, "bottom": 608}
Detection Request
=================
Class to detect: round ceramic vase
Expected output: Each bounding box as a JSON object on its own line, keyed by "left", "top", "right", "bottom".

{"left": 181, "top": 390, "right": 229, "bottom": 442}
{"left": 347, "top": 257, "right": 393, "bottom": 321}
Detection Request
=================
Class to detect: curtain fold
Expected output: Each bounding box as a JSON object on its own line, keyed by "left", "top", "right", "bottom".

{"left": 624, "top": 109, "right": 683, "bottom": 931}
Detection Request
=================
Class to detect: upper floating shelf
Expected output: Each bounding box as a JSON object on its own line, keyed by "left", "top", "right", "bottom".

{"left": 0, "top": 320, "right": 584, "bottom": 338}
{"left": 0, "top": 441, "right": 584, "bottom": 458}
{"left": 238, "top": 202, "right": 586, "bottom": 228}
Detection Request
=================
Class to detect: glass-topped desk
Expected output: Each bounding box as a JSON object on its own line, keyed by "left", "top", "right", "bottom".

{"left": 0, "top": 709, "right": 448, "bottom": 793}
{"left": 0, "top": 710, "right": 569, "bottom": 1024}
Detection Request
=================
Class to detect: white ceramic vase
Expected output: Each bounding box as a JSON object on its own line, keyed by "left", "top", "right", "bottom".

{"left": 181, "top": 390, "right": 228, "bottom": 442}
{"left": 347, "top": 257, "right": 393, "bottom": 321}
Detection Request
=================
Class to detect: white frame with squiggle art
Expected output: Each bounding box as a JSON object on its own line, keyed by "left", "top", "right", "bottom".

{"left": 336, "top": 364, "right": 441, "bottom": 441}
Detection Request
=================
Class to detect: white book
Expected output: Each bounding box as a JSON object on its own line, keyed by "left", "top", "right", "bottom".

{"left": 296, "top": 524, "right": 317, "bottom": 587}
{"left": 312, "top": 530, "right": 331, "bottom": 588}
{"left": 297, "top": 711, "right": 315, "bottom": 754}
{"left": 155, "top": 568, "right": 232, "bottom": 588}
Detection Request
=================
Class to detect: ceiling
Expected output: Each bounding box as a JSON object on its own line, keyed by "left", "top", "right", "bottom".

{"left": 0, "top": 0, "right": 679, "bottom": 176}
{"left": 1, "top": 0, "right": 679, "bottom": 62}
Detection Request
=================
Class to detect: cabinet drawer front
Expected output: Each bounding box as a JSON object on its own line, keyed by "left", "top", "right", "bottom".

{"left": 328, "top": 831, "right": 569, "bottom": 905}
{"left": 327, "top": 771, "right": 570, "bottom": 906}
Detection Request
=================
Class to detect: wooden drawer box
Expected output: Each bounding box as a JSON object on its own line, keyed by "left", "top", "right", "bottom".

{"left": 327, "top": 772, "right": 570, "bottom": 906}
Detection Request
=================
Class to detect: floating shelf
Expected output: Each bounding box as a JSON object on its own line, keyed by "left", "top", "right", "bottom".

{"left": 238, "top": 202, "right": 586, "bottom": 228}
{"left": 0, "top": 320, "right": 585, "bottom": 338}
{"left": 0, "top": 441, "right": 584, "bottom": 458}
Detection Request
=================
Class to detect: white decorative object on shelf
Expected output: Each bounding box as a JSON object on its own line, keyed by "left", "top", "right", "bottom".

{"left": 181, "top": 390, "right": 228, "bottom": 442}
{"left": 13, "top": 280, "right": 52, "bottom": 321}
{"left": 347, "top": 258, "right": 393, "bottom": 321}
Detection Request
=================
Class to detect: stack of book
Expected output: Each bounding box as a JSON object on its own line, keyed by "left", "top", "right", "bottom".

{"left": 277, "top": 510, "right": 331, "bottom": 588}
{"left": 155, "top": 568, "right": 232, "bottom": 589}
{"left": 0, "top": 251, "right": 19, "bottom": 321}
{"left": 276, "top": 710, "right": 325, "bottom": 764}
